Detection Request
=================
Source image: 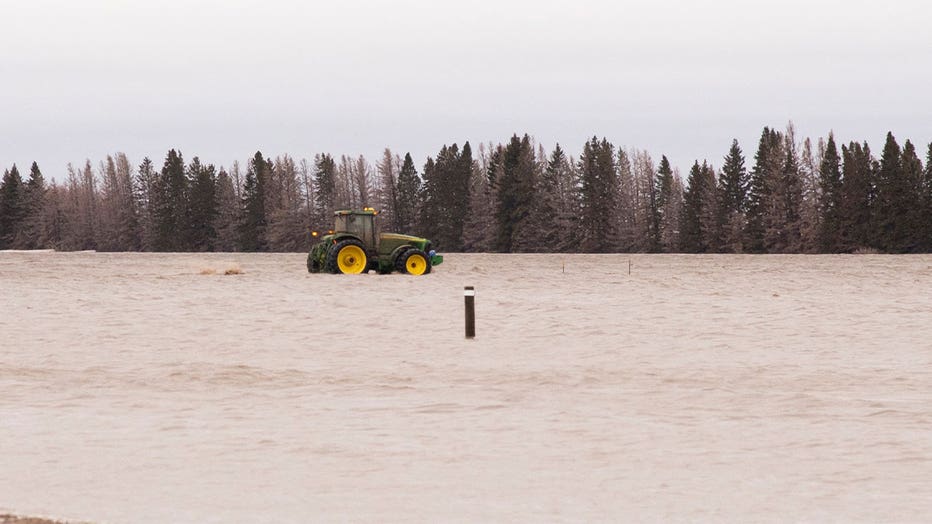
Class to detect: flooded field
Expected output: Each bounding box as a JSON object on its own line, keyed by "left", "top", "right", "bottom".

{"left": 2, "top": 252, "right": 931, "bottom": 523}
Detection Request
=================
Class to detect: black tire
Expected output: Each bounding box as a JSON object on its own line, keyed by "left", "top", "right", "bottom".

{"left": 395, "top": 248, "right": 431, "bottom": 275}
{"left": 326, "top": 239, "right": 368, "bottom": 274}
{"left": 307, "top": 252, "right": 322, "bottom": 273}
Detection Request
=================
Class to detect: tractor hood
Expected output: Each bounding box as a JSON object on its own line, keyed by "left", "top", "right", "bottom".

{"left": 379, "top": 233, "right": 443, "bottom": 266}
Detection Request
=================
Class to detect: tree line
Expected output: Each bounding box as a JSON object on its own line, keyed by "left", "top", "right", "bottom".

{"left": 2, "top": 124, "right": 931, "bottom": 254}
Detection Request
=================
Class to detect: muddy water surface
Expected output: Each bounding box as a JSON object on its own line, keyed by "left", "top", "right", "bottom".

{"left": 2, "top": 252, "right": 931, "bottom": 522}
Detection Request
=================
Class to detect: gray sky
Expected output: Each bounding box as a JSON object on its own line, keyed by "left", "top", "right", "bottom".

{"left": 2, "top": 0, "right": 931, "bottom": 180}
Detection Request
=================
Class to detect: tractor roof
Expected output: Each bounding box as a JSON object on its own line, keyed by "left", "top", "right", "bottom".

{"left": 334, "top": 208, "right": 378, "bottom": 216}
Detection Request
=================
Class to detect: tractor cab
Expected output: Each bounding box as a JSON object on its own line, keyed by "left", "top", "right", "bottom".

{"left": 333, "top": 208, "right": 378, "bottom": 249}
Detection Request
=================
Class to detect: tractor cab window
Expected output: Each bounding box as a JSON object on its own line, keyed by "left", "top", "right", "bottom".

{"left": 334, "top": 212, "right": 376, "bottom": 248}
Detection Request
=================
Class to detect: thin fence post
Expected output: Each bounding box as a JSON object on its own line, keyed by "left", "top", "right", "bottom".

{"left": 464, "top": 286, "right": 475, "bottom": 339}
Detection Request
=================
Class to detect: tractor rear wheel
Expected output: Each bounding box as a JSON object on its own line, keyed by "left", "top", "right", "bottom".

{"left": 396, "top": 248, "right": 431, "bottom": 275}
{"left": 327, "top": 239, "right": 368, "bottom": 274}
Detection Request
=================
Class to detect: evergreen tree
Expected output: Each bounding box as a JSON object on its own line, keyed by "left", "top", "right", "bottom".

{"left": 838, "top": 142, "right": 874, "bottom": 251}
{"left": 151, "top": 149, "right": 188, "bottom": 251}
{"left": 615, "top": 149, "right": 638, "bottom": 252}
{"left": 578, "top": 137, "right": 619, "bottom": 252}
{"left": 874, "top": 132, "right": 902, "bottom": 252}
{"left": 716, "top": 139, "right": 748, "bottom": 252}
{"left": 419, "top": 156, "right": 438, "bottom": 240}
{"left": 419, "top": 143, "right": 474, "bottom": 250}
{"left": 213, "top": 169, "right": 240, "bottom": 251}
{"left": 502, "top": 138, "right": 539, "bottom": 252}
{"left": 769, "top": 130, "right": 803, "bottom": 253}
{"left": 461, "top": 146, "right": 495, "bottom": 252}
{"left": 898, "top": 140, "right": 924, "bottom": 252}
{"left": 870, "top": 132, "right": 922, "bottom": 252}
{"left": 680, "top": 161, "right": 718, "bottom": 252}
{"left": 394, "top": 153, "right": 421, "bottom": 233}
{"left": 187, "top": 157, "right": 219, "bottom": 251}
{"left": 745, "top": 127, "right": 783, "bottom": 253}
{"left": 530, "top": 144, "right": 573, "bottom": 252}
{"left": 20, "top": 162, "right": 48, "bottom": 249}
{"left": 656, "top": 155, "right": 679, "bottom": 251}
{"left": 135, "top": 157, "right": 158, "bottom": 251}
{"left": 312, "top": 153, "right": 337, "bottom": 232}
{"left": 239, "top": 151, "right": 270, "bottom": 251}
{"left": 493, "top": 135, "right": 538, "bottom": 252}
{"left": 0, "top": 165, "right": 25, "bottom": 249}
{"left": 818, "top": 133, "right": 842, "bottom": 252}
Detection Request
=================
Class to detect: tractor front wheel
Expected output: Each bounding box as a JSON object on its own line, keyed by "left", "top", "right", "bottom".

{"left": 327, "top": 239, "right": 368, "bottom": 274}
{"left": 396, "top": 248, "right": 431, "bottom": 275}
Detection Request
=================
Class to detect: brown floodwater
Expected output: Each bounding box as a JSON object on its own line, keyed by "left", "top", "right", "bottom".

{"left": 2, "top": 251, "right": 931, "bottom": 523}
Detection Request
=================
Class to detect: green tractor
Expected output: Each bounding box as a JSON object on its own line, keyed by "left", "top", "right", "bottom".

{"left": 307, "top": 208, "right": 444, "bottom": 275}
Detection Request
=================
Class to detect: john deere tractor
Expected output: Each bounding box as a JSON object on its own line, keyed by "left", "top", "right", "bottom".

{"left": 307, "top": 208, "right": 443, "bottom": 275}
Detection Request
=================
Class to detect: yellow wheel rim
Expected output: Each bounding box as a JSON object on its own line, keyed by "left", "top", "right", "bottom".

{"left": 405, "top": 253, "right": 427, "bottom": 275}
{"left": 337, "top": 245, "right": 367, "bottom": 274}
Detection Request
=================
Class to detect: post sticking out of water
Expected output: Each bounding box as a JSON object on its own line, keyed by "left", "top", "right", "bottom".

{"left": 629, "top": 259, "right": 632, "bottom": 275}
{"left": 464, "top": 286, "right": 476, "bottom": 339}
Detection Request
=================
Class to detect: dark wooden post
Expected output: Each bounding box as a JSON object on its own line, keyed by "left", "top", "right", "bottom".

{"left": 464, "top": 286, "right": 475, "bottom": 339}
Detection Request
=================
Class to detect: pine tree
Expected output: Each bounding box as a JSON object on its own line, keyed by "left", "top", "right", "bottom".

{"left": 239, "top": 151, "right": 270, "bottom": 251}
{"left": 656, "top": 156, "right": 679, "bottom": 251}
{"left": 874, "top": 132, "right": 904, "bottom": 253}
{"left": 394, "top": 153, "right": 421, "bottom": 233}
{"left": 716, "top": 139, "right": 748, "bottom": 252}
{"left": 491, "top": 135, "right": 537, "bottom": 252}
{"left": 152, "top": 149, "right": 188, "bottom": 251}
{"left": 578, "top": 137, "right": 619, "bottom": 252}
{"left": 818, "top": 133, "right": 842, "bottom": 252}
{"left": 420, "top": 143, "right": 474, "bottom": 250}
{"left": 615, "top": 149, "right": 637, "bottom": 252}
{"left": 898, "top": 140, "right": 924, "bottom": 252}
{"left": 745, "top": 127, "right": 783, "bottom": 253}
{"left": 187, "top": 157, "right": 219, "bottom": 251}
{"left": 873, "top": 132, "right": 913, "bottom": 252}
{"left": 312, "top": 153, "right": 337, "bottom": 232}
{"left": 531, "top": 144, "right": 573, "bottom": 252}
{"left": 680, "top": 161, "right": 718, "bottom": 252}
{"left": 838, "top": 142, "right": 874, "bottom": 251}
{"left": 501, "top": 138, "right": 538, "bottom": 252}
{"left": 0, "top": 165, "right": 26, "bottom": 249}
{"left": 135, "top": 157, "right": 158, "bottom": 251}
{"left": 461, "top": 146, "right": 495, "bottom": 252}
{"left": 213, "top": 169, "right": 240, "bottom": 251}
{"left": 20, "top": 162, "right": 48, "bottom": 249}
{"left": 769, "top": 130, "right": 803, "bottom": 253}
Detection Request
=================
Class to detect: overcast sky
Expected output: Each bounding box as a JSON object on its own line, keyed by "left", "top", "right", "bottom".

{"left": 2, "top": 0, "right": 931, "bottom": 179}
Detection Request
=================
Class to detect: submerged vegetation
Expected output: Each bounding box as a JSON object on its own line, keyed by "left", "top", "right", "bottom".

{"left": 2, "top": 125, "right": 931, "bottom": 254}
